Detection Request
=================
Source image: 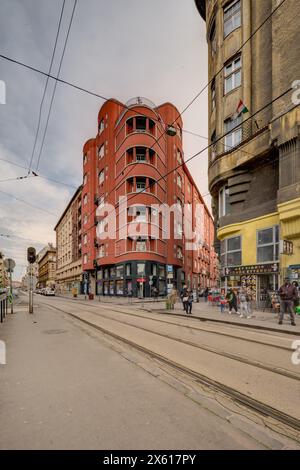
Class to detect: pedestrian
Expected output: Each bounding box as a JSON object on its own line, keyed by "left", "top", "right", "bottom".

{"left": 180, "top": 285, "right": 188, "bottom": 311}
{"left": 278, "top": 278, "right": 297, "bottom": 326}
{"left": 169, "top": 288, "right": 177, "bottom": 309}
{"left": 226, "top": 288, "right": 239, "bottom": 315}
{"left": 219, "top": 289, "right": 227, "bottom": 314}
{"left": 128, "top": 288, "right": 133, "bottom": 304}
{"left": 184, "top": 290, "right": 193, "bottom": 315}
{"left": 238, "top": 288, "right": 251, "bottom": 319}
{"left": 204, "top": 287, "right": 209, "bottom": 302}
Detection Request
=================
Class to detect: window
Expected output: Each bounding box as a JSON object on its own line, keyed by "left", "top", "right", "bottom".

{"left": 99, "top": 170, "right": 104, "bottom": 185}
{"left": 137, "top": 263, "right": 145, "bottom": 275}
{"left": 211, "top": 79, "right": 216, "bottom": 111}
{"left": 98, "top": 144, "right": 104, "bottom": 159}
{"left": 209, "top": 19, "right": 217, "bottom": 55}
{"left": 221, "top": 236, "right": 241, "bottom": 267}
{"left": 177, "top": 149, "right": 182, "bottom": 165}
{"left": 98, "top": 245, "right": 105, "bottom": 258}
{"left": 83, "top": 153, "right": 87, "bottom": 164}
{"left": 135, "top": 206, "right": 147, "bottom": 222}
{"left": 83, "top": 254, "right": 87, "bottom": 264}
{"left": 219, "top": 185, "right": 230, "bottom": 217}
{"left": 177, "top": 174, "right": 182, "bottom": 189}
{"left": 83, "top": 194, "right": 88, "bottom": 205}
{"left": 136, "top": 179, "right": 146, "bottom": 192}
{"left": 83, "top": 214, "right": 88, "bottom": 225}
{"left": 136, "top": 117, "right": 147, "bottom": 132}
{"left": 136, "top": 240, "right": 146, "bottom": 252}
{"left": 116, "top": 265, "right": 124, "bottom": 278}
{"left": 83, "top": 173, "right": 87, "bottom": 185}
{"left": 225, "top": 56, "right": 241, "bottom": 94}
{"left": 98, "top": 119, "right": 104, "bottom": 134}
{"left": 83, "top": 234, "right": 87, "bottom": 245}
{"left": 224, "top": 0, "right": 241, "bottom": 38}
{"left": 177, "top": 246, "right": 183, "bottom": 259}
{"left": 257, "top": 226, "right": 279, "bottom": 263}
{"left": 126, "top": 264, "right": 131, "bottom": 276}
{"left": 211, "top": 131, "right": 217, "bottom": 161}
{"left": 224, "top": 115, "right": 242, "bottom": 150}
{"left": 136, "top": 147, "right": 147, "bottom": 161}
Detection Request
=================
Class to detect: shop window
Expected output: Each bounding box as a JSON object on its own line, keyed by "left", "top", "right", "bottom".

{"left": 116, "top": 265, "right": 124, "bottom": 278}
{"left": 158, "top": 265, "right": 165, "bottom": 278}
{"left": 224, "top": 0, "right": 241, "bottom": 38}
{"left": 219, "top": 185, "right": 230, "bottom": 217}
{"left": 137, "top": 263, "right": 145, "bottom": 276}
{"left": 221, "top": 236, "right": 241, "bottom": 267}
{"left": 126, "top": 264, "right": 131, "bottom": 276}
{"left": 224, "top": 115, "right": 242, "bottom": 150}
{"left": 224, "top": 56, "right": 241, "bottom": 94}
{"left": 257, "top": 226, "right": 279, "bottom": 263}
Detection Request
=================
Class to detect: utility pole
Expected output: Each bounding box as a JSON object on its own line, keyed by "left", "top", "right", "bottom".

{"left": 27, "top": 247, "right": 36, "bottom": 314}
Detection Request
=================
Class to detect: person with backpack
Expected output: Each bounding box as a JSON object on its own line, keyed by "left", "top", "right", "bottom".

{"left": 183, "top": 290, "right": 193, "bottom": 315}
{"left": 278, "top": 278, "right": 297, "bottom": 326}
{"left": 226, "top": 288, "right": 239, "bottom": 315}
{"left": 180, "top": 285, "right": 188, "bottom": 311}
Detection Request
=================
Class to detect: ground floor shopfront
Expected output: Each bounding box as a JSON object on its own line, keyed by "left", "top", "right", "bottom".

{"left": 84, "top": 260, "right": 209, "bottom": 298}
{"left": 218, "top": 207, "right": 300, "bottom": 307}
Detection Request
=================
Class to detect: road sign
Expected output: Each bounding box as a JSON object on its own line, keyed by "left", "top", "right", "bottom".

{"left": 149, "top": 280, "right": 153, "bottom": 286}
{"left": 4, "top": 258, "right": 15, "bottom": 273}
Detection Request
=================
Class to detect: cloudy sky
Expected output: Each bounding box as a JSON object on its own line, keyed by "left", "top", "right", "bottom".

{"left": 0, "top": 0, "right": 208, "bottom": 281}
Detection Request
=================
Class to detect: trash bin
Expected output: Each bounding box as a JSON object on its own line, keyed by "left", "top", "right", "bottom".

{"left": 89, "top": 293, "right": 94, "bottom": 300}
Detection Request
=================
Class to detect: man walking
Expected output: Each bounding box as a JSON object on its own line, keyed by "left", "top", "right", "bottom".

{"left": 226, "top": 288, "right": 239, "bottom": 315}
{"left": 278, "top": 278, "right": 297, "bottom": 326}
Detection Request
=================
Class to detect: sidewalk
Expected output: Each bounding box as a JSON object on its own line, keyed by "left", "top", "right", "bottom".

{"left": 53, "top": 294, "right": 300, "bottom": 335}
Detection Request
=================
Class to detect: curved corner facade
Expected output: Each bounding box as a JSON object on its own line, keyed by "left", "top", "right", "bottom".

{"left": 81, "top": 98, "right": 217, "bottom": 296}
{"left": 197, "top": 0, "right": 300, "bottom": 301}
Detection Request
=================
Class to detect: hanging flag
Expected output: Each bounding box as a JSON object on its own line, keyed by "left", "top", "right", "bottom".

{"left": 234, "top": 100, "right": 249, "bottom": 119}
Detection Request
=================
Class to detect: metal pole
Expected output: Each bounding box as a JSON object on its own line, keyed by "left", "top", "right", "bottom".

{"left": 10, "top": 270, "right": 13, "bottom": 314}
{"left": 29, "top": 264, "right": 33, "bottom": 313}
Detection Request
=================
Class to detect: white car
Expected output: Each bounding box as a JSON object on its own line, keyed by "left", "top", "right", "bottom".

{"left": 45, "top": 288, "right": 55, "bottom": 296}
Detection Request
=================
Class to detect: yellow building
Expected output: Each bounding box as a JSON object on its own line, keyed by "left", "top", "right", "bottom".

{"left": 195, "top": 0, "right": 300, "bottom": 303}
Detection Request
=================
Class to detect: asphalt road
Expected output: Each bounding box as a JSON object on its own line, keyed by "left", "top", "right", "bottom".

{"left": 0, "top": 295, "right": 299, "bottom": 450}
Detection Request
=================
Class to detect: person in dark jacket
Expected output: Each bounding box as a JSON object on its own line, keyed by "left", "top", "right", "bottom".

{"left": 184, "top": 290, "right": 193, "bottom": 315}
{"left": 226, "top": 289, "right": 239, "bottom": 315}
{"left": 180, "top": 285, "right": 188, "bottom": 311}
{"left": 278, "top": 278, "right": 297, "bottom": 326}
{"left": 204, "top": 287, "right": 209, "bottom": 302}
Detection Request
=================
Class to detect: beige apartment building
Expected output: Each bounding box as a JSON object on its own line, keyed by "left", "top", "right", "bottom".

{"left": 195, "top": 0, "right": 300, "bottom": 302}
{"left": 38, "top": 244, "right": 57, "bottom": 288}
{"left": 54, "top": 185, "right": 82, "bottom": 294}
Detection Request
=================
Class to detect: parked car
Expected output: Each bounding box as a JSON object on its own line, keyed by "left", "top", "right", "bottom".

{"left": 45, "top": 288, "right": 55, "bottom": 296}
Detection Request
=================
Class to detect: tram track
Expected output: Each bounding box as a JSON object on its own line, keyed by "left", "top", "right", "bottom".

{"left": 39, "top": 298, "right": 300, "bottom": 434}
{"left": 48, "top": 296, "right": 295, "bottom": 352}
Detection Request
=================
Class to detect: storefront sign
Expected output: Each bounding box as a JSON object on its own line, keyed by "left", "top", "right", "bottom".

{"left": 167, "top": 265, "right": 173, "bottom": 273}
{"left": 137, "top": 278, "right": 146, "bottom": 283}
{"left": 224, "top": 263, "right": 279, "bottom": 276}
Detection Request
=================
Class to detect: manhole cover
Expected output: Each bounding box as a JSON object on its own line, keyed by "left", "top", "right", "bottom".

{"left": 43, "top": 329, "right": 67, "bottom": 335}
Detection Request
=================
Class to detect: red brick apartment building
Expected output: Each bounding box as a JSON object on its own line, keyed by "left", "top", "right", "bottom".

{"left": 81, "top": 97, "right": 218, "bottom": 297}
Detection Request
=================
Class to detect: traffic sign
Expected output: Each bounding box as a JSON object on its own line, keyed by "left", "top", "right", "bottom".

{"left": 4, "top": 258, "right": 15, "bottom": 273}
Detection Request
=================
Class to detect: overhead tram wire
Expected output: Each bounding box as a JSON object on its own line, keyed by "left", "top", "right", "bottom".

{"left": 27, "top": 0, "right": 66, "bottom": 174}
{"left": 0, "top": 0, "right": 286, "bottom": 186}
{"left": 35, "top": 0, "right": 78, "bottom": 173}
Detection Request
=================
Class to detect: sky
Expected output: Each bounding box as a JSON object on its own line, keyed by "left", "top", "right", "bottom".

{"left": 0, "top": 0, "right": 209, "bottom": 281}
